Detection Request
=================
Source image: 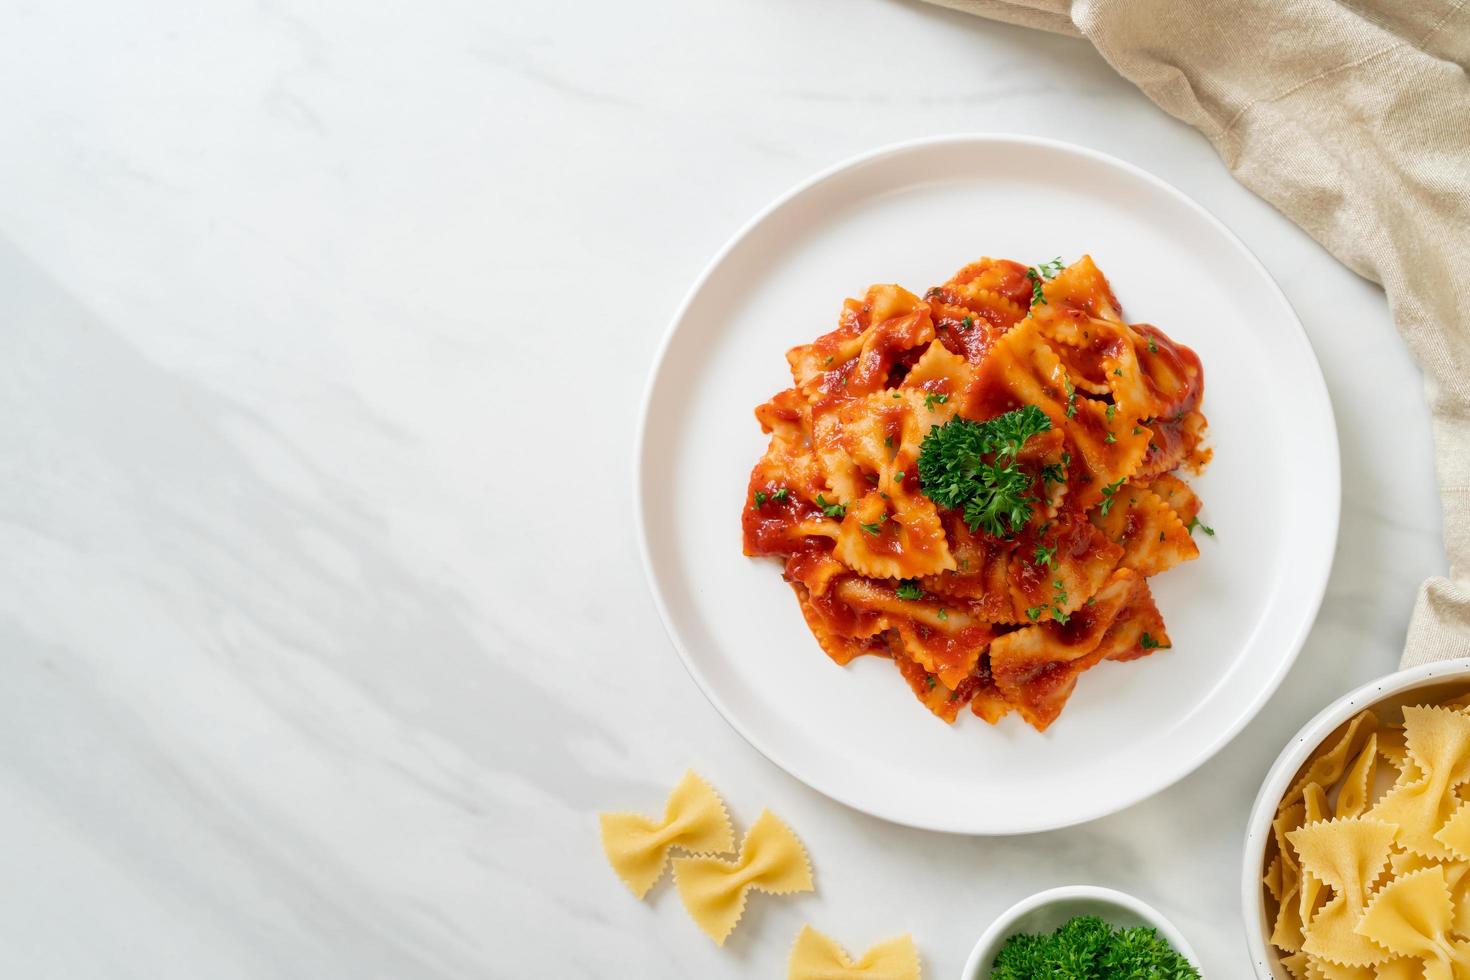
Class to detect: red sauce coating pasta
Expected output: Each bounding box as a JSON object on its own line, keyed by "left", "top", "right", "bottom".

{"left": 742, "top": 256, "right": 1209, "bottom": 731}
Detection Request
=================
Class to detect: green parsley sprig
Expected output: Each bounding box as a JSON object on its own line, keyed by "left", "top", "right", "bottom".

{"left": 991, "top": 915, "right": 1199, "bottom": 980}
{"left": 895, "top": 580, "right": 924, "bottom": 601}
{"left": 815, "top": 493, "right": 846, "bottom": 519}
{"left": 916, "top": 405, "right": 1052, "bottom": 538}
{"left": 750, "top": 487, "right": 789, "bottom": 509}
{"left": 1025, "top": 257, "right": 1065, "bottom": 307}
{"left": 1186, "top": 516, "right": 1215, "bottom": 537}
{"left": 1098, "top": 477, "right": 1126, "bottom": 517}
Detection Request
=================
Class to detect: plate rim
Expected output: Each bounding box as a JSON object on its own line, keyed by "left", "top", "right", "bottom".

{"left": 633, "top": 132, "right": 1341, "bottom": 834}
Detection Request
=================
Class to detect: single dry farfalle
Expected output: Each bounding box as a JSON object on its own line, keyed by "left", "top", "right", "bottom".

{"left": 1270, "top": 800, "right": 1309, "bottom": 952}
{"left": 1355, "top": 865, "right": 1470, "bottom": 978}
{"left": 598, "top": 770, "right": 734, "bottom": 899}
{"left": 1287, "top": 817, "right": 1397, "bottom": 967}
{"left": 787, "top": 925, "right": 920, "bottom": 980}
{"left": 1296, "top": 782, "right": 1331, "bottom": 934}
{"left": 1282, "top": 709, "right": 1379, "bottom": 810}
{"left": 1334, "top": 733, "right": 1380, "bottom": 820}
{"left": 672, "top": 809, "right": 814, "bottom": 945}
{"left": 1371, "top": 706, "right": 1470, "bottom": 860}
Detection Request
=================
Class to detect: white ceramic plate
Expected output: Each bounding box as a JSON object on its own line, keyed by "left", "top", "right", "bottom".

{"left": 636, "top": 134, "right": 1338, "bottom": 834}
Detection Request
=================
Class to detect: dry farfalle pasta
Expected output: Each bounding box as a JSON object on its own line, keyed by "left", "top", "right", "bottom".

{"left": 598, "top": 770, "right": 734, "bottom": 898}
{"left": 1263, "top": 695, "right": 1470, "bottom": 976}
{"left": 787, "top": 925, "right": 920, "bottom": 980}
{"left": 601, "top": 774, "right": 818, "bottom": 947}
{"left": 673, "top": 809, "right": 814, "bottom": 945}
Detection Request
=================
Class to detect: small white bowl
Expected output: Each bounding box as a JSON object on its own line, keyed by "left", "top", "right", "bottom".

{"left": 960, "top": 885, "right": 1202, "bottom": 979}
{"left": 1242, "top": 657, "right": 1470, "bottom": 978}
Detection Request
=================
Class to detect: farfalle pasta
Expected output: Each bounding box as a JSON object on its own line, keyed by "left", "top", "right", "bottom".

{"left": 787, "top": 925, "right": 920, "bottom": 980}
{"left": 598, "top": 770, "right": 734, "bottom": 898}
{"left": 673, "top": 809, "right": 814, "bottom": 945}
{"left": 743, "top": 256, "right": 1209, "bottom": 731}
{"left": 1262, "top": 692, "right": 1470, "bottom": 976}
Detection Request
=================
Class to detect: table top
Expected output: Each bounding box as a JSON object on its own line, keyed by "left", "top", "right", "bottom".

{"left": 0, "top": 0, "right": 1446, "bottom": 976}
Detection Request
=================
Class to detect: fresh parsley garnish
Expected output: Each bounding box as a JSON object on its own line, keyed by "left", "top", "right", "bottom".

{"left": 1105, "top": 431, "right": 1116, "bottom": 444}
{"left": 1025, "top": 258, "right": 1064, "bottom": 307}
{"left": 916, "top": 405, "right": 1052, "bottom": 538}
{"left": 989, "top": 406, "right": 1051, "bottom": 458}
{"left": 936, "top": 609, "right": 948, "bottom": 621}
{"left": 859, "top": 518, "right": 884, "bottom": 536}
{"left": 924, "top": 392, "right": 949, "bottom": 411}
{"left": 1147, "top": 338, "right": 1159, "bottom": 353}
{"left": 895, "top": 580, "right": 924, "bottom": 601}
{"left": 771, "top": 488, "right": 789, "bottom": 502}
{"left": 1026, "top": 269, "right": 1046, "bottom": 307}
{"left": 1064, "top": 379, "right": 1078, "bottom": 419}
{"left": 991, "top": 915, "right": 1199, "bottom": 980}
{"left": 1140, "top": 632, "right": 1170, "bottom": 650}
{"left": 1098, "top": 477, "right": 1126, "bottom": 517}
{"left": 1113, "top": 367, "right": 1124, "bottom": 377}
{"left": 1186, "top": 516, "right": 1216, "bottom": 537}
{"left": 961, "top": 315, "right": 974, "bottom": 331}
{"left": 1025, "top": 605, "right": 1044, "bottom": 622}
{"left": 1033, "top": 544, "right": 1056, "bottom": 567}
{"left": 1105, "top": 404, "right": 1115, "bottom": 420}
{"left": 752, "top": 490, "right": 768, "bottom": 509}
{"left": 815, "top": 493, "right": 846, "bottom": 519}
{"left": 894, "top": 471, "right": 904, "bottom": 482}
{"left": 1041, "top": 462, "right": 1067, "bottom": 485}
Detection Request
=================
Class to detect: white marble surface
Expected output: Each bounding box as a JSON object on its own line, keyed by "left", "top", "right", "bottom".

{"left": 0, "top": 0, "right": 1446, "bottom": 976}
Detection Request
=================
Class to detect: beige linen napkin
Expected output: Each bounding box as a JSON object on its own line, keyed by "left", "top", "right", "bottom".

{"left": 927, "top": 0, "right": 1470, "bottom": 667}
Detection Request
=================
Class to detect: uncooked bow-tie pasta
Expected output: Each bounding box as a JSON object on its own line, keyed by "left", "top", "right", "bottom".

{"left": 1263, "top": 695, "right": 1470, "bottom": 977}
{"left": 598, "top": 770, "right": 735, "bottom": 899}
{"left": 673, "top": 809, "right": 814, "bottom": 945}
{"left": 741, "top": 256, "right": 1209, "bottom": 731}
{"left": 787, "top": 925, "right": 920, "bottom": 980}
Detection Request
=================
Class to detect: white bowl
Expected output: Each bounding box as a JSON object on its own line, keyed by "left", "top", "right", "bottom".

{"left": 961, "top": 885, "right": 1202, "bottom": 979}
{"left": 1241, "top": 657, "right": 1470, "bottom": 978}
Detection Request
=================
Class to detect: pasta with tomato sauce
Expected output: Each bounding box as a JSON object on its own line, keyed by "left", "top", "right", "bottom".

{"left": 741, "top": 256, "right": 1210, "bottom": 732}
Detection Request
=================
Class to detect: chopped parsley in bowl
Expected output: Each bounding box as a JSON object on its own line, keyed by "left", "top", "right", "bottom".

{"left": 963, "top": 885, "right": 1201, "bottom": 979}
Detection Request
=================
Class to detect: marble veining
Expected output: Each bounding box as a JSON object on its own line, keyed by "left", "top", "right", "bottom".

{"left": 0, "top": 0, "right": 1444, "bottom": 976}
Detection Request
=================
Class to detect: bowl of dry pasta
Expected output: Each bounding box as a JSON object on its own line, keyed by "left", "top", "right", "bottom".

{"left": 1244, "top": 658, "right": 1470, "bottom": 979}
